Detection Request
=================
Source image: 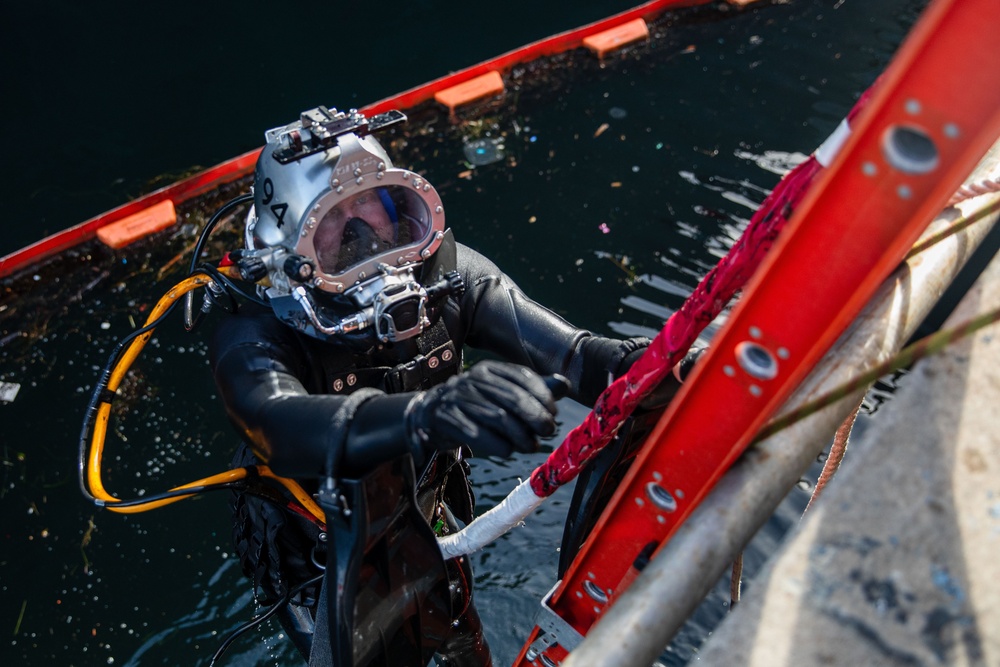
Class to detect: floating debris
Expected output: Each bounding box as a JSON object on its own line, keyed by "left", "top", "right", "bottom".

{"left": 463, "top": 138, "right": 505, "bottom": 166}
{"left": 595, "top": 251, "right": 637, "bottom": 283}
{"left": 0, "top": 331, "right": 22, "bottom": 346}
{"left": 81, "top": 516, "right": 97, "bottom": 548}
{"left": 0, "top": 381, "right": 21, "bottom": 404}
{"left": 13, "top": 599, "right": 26, "bottom": 636}
{"left": 598, "top": 223, "right": 611, "bottom": 234}
{"left": 594, "top": 123, "right": 610, "bottom": 138}
{"left": 609, "top": 107, "right": 628, "bottom": 119}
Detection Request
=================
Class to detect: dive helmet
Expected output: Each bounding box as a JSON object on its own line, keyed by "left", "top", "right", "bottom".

{"left": 241, "top": 106, "right": 450, "bottom": 343}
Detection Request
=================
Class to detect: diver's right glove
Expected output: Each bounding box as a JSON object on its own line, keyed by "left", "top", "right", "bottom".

{"left": 407, "top": 360, "right": 558, "bottom": 458}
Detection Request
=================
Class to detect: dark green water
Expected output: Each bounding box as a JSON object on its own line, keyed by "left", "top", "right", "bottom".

{"left": 1, "top": 1, "right": 929, "bottom": 665}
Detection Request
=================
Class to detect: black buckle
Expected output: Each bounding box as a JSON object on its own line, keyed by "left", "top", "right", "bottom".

{"left": 384, "top": 357, "right": 423, "bottom": 393}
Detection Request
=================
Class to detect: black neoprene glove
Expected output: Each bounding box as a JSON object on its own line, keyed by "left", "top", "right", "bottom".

{"left": 407, "top": 360, "right": 558, "bottom": 458}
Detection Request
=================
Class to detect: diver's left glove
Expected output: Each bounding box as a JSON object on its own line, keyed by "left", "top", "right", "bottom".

{"left": 407, "top": 360, "right": 558, "bottom": 459}
{"left": 625, "top": 344, "right": 706, "bottom": 409}
{"left": 572, "top": 335, "right": 704, "bottom": 409}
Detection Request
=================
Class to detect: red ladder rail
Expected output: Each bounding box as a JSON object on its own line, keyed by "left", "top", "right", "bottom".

{"left": 517, "top": 0, "right": 1000, "bottom": 663}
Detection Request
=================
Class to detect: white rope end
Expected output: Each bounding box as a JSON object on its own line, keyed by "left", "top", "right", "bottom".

{"left": 438, "top": 479, "right": 544, "bottom": 559}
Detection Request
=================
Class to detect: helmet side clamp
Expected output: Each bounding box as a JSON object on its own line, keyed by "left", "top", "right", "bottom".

{"left": 269, "top": 106, "right": 407, "bottom": 165}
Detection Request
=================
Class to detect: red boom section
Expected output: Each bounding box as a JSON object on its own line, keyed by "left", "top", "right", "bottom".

{"left": 518, "top": 0, "right": 1000, "bottom": 663}
{"left": 363, "top": 0, "right": 710, "bottom": 117}
{"left": 0, "top": 150, "right": 260, "bottom": 279}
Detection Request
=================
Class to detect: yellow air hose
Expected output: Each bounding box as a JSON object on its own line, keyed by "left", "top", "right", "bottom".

{"left": 84, "top": 270, "right": 325, "bottom": 524}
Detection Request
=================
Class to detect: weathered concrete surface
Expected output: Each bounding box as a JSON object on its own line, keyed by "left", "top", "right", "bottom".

{"left": 697, "top": 249, "right": 1000, "bottom": 665}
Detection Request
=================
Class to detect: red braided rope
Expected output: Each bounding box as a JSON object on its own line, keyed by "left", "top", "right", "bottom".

{"left": 528, "top": 81, "right": 881, "bottom": 498}
{"left": 530, "top": 156, "right": 823, "bottom": 496}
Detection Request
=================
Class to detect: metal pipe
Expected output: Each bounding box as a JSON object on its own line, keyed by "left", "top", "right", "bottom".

{"left": 561, "top": 146, "right": 1000, "bottom": 667}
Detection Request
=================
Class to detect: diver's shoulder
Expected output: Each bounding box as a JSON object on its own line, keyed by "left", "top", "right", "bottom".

{"left": 455, "top": 241, "right": 501, "bottom": 277}
{"left": 210, "top": 305, "right": 297, "bottom": 351}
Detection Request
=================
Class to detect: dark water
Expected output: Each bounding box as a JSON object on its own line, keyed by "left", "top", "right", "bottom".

{"left": 0, "top": 1, "right": 929, "bottom": 665}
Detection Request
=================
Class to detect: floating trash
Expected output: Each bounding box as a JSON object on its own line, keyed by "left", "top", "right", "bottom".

{"left": 598, "top": 223, "right": 611, "bottom": 234}
{"left": 609, "top": 106, "right": 628, "bottom": 119}
{"left": 1, "top": 381, "right": 21, "bottom": 404}
{"left": 464, "top": 138, "right": 505, "bottom": 166}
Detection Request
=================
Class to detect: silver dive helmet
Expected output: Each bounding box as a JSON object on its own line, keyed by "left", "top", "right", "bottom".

{"left": 242, "top": 106, "right": 448, "bottom": 344}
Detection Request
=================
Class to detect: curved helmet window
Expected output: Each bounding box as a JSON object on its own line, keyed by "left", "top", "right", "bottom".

{"left": 313, "top": 185, "right": 433, "bottom": 275}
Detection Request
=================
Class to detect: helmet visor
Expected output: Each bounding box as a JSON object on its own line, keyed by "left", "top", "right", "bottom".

{"left": 312, "top": 184, "right": 433, "bottom": 275}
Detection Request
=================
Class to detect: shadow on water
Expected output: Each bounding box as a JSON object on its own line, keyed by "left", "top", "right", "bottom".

{"left": 0, "top": 1, "right": 930, "bottom": 665}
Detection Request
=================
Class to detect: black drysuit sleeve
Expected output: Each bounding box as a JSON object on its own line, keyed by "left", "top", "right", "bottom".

{"left": 209, "top": 244, "right": 644, "bottom": 479}
{"left": 449, "top": 243, "right": 644, "bottom": 407}
{"left": 209, "top": 311, "right": 419, "bottom": 478}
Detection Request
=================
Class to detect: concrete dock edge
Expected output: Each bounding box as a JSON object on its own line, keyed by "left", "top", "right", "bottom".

{"left": 697, "top": 237, "right": 1000, "bottom": 665}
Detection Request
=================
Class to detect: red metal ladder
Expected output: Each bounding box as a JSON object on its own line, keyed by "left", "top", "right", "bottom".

{"left": 516, "top": 0, "right": 1000, "bottom": 663}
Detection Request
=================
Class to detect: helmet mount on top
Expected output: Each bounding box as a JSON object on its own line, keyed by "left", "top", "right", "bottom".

{"left": 240, "top": 106, "right": 458, "bottom": 344}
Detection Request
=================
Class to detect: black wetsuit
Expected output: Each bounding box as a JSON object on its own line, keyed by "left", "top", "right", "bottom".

{"left": 210, "top": 238, "right": 636, "bottom": 666}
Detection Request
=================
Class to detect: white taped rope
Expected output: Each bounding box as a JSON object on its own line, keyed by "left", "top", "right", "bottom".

{"left": 437, "top": 479, "right": 543, "bottom": 559}
{"left": 814, "top": 118, "right": 852, "bottom": 168}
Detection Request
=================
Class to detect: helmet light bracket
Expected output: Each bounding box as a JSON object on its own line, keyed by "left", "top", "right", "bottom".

{"left": 270, "top": 107, "right": 407, "bottom": 165}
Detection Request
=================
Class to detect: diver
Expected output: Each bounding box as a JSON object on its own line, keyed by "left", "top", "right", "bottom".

{"left": 208, "top": 106, "right": 666, "bottom": 666}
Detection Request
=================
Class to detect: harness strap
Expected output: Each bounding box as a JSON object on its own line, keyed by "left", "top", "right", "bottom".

{"left": 324, "top": 318, "right": 460, "bottom": 394}
{"left": 314, "top": 385, "right": 382, "bottom": 666}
